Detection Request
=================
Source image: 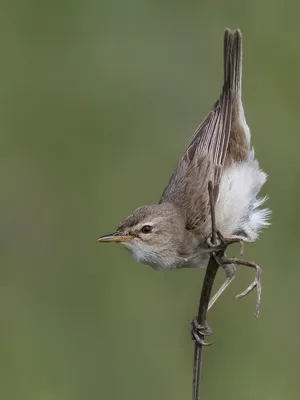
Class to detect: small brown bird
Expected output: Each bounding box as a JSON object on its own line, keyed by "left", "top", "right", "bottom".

{"left": 97, "top": 29, "right": 270, "bottom": 314}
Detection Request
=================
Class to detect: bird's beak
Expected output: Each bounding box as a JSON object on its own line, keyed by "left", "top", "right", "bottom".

{"left": 97, "top": 232, "right": 134, "bottom": 243}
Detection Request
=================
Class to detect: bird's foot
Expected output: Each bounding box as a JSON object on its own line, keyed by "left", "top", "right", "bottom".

{"left": 217, "top": 255, "right": 262, "bottom": 317}
{"left": 191, "top": 319, "right": 214, "bottom": 346}
{"left": 207, "top": 230, "right": 250, "bottom": 256}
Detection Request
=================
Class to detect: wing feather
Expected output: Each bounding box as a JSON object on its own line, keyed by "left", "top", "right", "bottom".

{"left": 160, "top": 29, "right": 241, "bottom": 232}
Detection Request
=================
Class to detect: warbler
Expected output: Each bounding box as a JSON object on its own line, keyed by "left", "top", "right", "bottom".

{"left": 97, "top": 29, "right": 270, "bottom": 313}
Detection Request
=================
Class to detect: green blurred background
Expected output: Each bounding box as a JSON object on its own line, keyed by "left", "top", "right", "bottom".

{"left": 1, "top": 1, "right": 298, "bottom": 399}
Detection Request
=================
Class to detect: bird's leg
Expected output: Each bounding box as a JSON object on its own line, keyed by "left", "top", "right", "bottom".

{"left": 208, "top": 261, "right": 236, "bottom": 311}
{"left": 204, "top": 253, "right": 262, "bottom": 316}
{"left": 219, "top": 257, "right": 262, "bottom": 317}
{"left": 203, "top": 182, "right": 262, "bottom": 317}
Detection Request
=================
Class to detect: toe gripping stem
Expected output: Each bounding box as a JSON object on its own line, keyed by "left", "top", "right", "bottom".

{"left": 191, "top": 319, "right": 214, "bottom": 346}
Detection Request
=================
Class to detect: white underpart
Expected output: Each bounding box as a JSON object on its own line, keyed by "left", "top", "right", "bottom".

{"left": 215, "top": 149, "right": 270, "bottom": 241}
{"left": 239, "top": 102, "right": 251, "bottom": 146}
{"left": 123, "top": 240, "right": 178, "bottom": 270}
{"left": 123, "top": 240, "right": 157, "bottom": 265}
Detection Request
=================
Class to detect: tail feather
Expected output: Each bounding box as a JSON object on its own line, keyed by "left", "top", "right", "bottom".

{"left": 223, "top": 28, "right": 251, "bottom": 162}
{"left": 223, "top": 29, "right": 242, "bottom": 97}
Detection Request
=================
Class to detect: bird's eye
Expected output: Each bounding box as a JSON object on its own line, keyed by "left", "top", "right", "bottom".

{"left": 141, "top": 225, "right": 153, "bottom": 234}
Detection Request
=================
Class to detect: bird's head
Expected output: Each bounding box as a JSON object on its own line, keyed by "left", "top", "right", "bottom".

{"left": 97, "top": 203, "right": 187, "bottom": 269}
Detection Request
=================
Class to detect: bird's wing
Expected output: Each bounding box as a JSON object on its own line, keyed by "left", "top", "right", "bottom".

{"left": 160, "top": 29, "right": 240, "bottom": 232}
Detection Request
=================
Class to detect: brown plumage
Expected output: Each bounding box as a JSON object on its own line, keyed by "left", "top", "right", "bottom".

{"left": 160, "top": 29, "right": 245, "bottom": 233}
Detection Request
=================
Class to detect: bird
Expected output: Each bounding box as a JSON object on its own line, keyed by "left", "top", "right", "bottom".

{"left": 97, "top": 29, "right": 270, "bottom": 317}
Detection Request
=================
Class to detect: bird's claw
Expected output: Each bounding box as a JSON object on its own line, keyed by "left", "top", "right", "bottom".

{"left": 219, "top": 257, "right": 262, "bottom": 318}
{"left": 191, "top": 319, "right": 214, "bottom": 346}
{"left": 206, "top": 230, "right": 249, "bottom": 256}
{"left": 234, "top": 277, "right": 261, "bottom": 318}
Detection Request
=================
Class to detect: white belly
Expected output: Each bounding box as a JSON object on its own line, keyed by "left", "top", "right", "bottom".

{"left": 215, "top": 149, "right": 270, "bottom": 241}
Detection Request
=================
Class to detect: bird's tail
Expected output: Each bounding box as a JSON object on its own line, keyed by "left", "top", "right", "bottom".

{"left": 223, "top": 28, "right": 242, "bottom": 98}
{"left": 223, "top": 28, "right": 251, "bottom": 156}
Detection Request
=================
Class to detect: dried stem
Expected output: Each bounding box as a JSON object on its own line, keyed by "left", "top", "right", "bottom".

{"left": 192, "top": 181, "right": 224, "bottom": 400}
